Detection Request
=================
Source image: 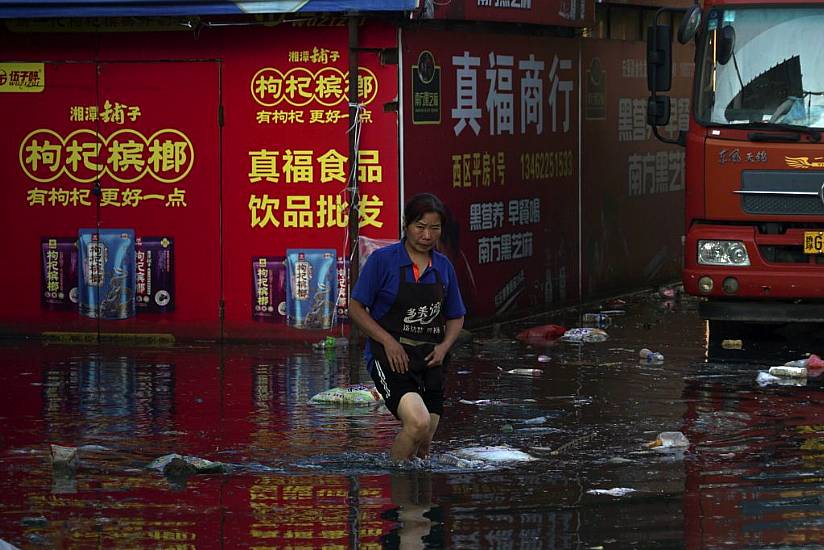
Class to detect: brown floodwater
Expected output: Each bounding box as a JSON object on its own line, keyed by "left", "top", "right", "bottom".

{"left": 2, "top": 290, "right": 824, "bottom": 549}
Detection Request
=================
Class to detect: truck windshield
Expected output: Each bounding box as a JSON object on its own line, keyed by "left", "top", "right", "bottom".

{"left": 695, "top": 7, "right": 824, "bottom": 129}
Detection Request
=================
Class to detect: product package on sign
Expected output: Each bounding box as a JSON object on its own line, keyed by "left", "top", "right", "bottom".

{"left": 78, "top": 229, "right": 136, "bottom": 320}
{"left": 135, "top": 237, "right": 175, "bottom": 313}
{"left": 285, "top": 249, "right": 337, "bottom": 329}
{"left": 40, "top": 237, "right": 78, "bottom": 310}
{"left": 252, "top": 256, "right": 286, "bottom": 323}
{"left": 336, "top": 256, "right": 349, "bottom": 323}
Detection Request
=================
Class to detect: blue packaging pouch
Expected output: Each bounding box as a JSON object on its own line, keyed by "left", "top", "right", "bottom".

{"left": 78, "top": 228, "right": 136, "bottom": 320}
{"left": 285, "top": 249, "right": 337, "bottom": 329}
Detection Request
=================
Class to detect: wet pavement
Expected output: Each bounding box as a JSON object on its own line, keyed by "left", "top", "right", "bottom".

{"left": 3, "top": 289, "right": 824, "bottom": 549}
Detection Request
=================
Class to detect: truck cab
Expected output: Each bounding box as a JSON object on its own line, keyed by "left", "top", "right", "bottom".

{"left": 649, "top": 1, "right": 824, "bottom": 324}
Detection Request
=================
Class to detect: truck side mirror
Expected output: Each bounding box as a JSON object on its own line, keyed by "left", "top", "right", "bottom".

{"left": 647, "top": 24, "right": 673, "bottom": 92}
{"left": 647, "top": 95, "right": 671, "bottom": 126}
{"left": 677, "top": 5, "right": 702, "bottom": 44}
{"left": 717, "top": 25, "right": 735, "bottom": 65}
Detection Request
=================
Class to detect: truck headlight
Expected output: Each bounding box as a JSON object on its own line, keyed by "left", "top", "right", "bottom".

{"left": 697, "top": 240, "right": 750, "bottom": 266}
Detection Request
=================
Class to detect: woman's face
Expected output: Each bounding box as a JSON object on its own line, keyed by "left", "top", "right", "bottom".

{"left": 405, "top": 212, "right": 442, "bottom": 255}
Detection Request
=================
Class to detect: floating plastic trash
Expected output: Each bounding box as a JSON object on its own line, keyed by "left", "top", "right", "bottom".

{"left": 453, "top": 445, "right": 537, "bottom": 462}
{"left": 560, "top": 327, "right": 608, "bottom": 343}
{"left": 768, "top": 366, "right": 807, "bottom": 378}
{"left": 639, "top": 348, "right": 664, "bottom": 363}
{"left": 497, "top": 367, "right": 543, "bottom": 375}
{"left": 757, "top": 371, "right": 806, "bottom": 387}
{"left": 49, "top": 444, "right": 78, "bottom": 472}
{"left": 309, "top": 384, "right": 383, "bottom": 405}
{"left": 147, "top": 453, "right": 227, "bottom": 474}
{"left": 312, "top": 336, "right": 348, "bottom": 351}
{"left": 459, "top": 398, "right": 537, "bottom": 406}
{"left": 647, "top": 431, "right": 689, "bottom": 449}
{"left": 515, "top": 324, "right": 566, "bottom": 346}
{"left": 434, "top": 453, "right": 487, "bottom": 469}
{"left": 587, "top": 487, "right": 637, "bottom": 497}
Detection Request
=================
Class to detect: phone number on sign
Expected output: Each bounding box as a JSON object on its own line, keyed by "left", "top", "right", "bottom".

{"left": 520, "top": 150, "right": 574, "bottom": 182}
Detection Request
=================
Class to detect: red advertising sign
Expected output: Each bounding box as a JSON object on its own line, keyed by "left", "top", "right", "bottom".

{"left": 218, "top": 23, "right": 399, "bottom": 340}
{"left": 0, "top": 20, "right": 399, "bottom": 341}
{"left": 431, "top": 0, "right": 594, "bottom": 28}
{"left": 403, "top": 28, "right": 580, "bottom": 318}
{"left": 0, "top": 59, "right": 221, "bottom": 338}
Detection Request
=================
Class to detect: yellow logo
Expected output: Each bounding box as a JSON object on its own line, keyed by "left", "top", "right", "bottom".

{"left": 786, "top": 156, "right": 824, "bottom": 169}
{"left": 0, "top": 63, "right": 44, "bottom": 93}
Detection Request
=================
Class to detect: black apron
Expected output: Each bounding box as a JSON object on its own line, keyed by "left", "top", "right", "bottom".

{"left": 370, "top": 263, "right": 447, "bottom": 382}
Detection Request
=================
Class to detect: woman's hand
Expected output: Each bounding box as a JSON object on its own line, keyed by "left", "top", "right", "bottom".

{"left": 383, "top": 338, "right": 409, "bottom": 373}
{"left": 426, "top": 343, "right": 449, "bottom": 367}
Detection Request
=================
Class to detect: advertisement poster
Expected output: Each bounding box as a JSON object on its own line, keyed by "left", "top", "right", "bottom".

{"left": 219, "top": 22, "right": 399, "bottom": 339}
{"left": 403, "top": 28, "right": 580, "bottom": 318}
{"left": 0, "top": 19, "right": 399, "bottom": 340}
{"left": 580, "top": 39, "right": 692, "bottom": 298}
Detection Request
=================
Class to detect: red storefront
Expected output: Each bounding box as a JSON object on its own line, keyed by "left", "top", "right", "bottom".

{"left": 0, "top": 0, "right": 689, "bottom": 342}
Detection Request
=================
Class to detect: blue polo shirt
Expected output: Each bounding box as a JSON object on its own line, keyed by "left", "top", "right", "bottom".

{"left": 352, "top": 240, "right": 466, "bottom": 368}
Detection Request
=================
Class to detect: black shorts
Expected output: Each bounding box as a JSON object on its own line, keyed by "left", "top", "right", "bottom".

{"left": 369, "top": 350, "right": 445, "bottom": 419}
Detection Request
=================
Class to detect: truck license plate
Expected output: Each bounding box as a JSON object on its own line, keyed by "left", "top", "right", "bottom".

{"left": 804, "top": 231, "right": 824, "bottom": 254}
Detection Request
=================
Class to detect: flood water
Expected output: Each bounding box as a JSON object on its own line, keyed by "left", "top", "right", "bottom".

{"left": 3, "top": 290, "right": 824, "bottom": 549}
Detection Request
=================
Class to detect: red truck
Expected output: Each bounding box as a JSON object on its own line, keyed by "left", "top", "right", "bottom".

{"left": 647, "top": 0, "right": 824, "bottom": 330}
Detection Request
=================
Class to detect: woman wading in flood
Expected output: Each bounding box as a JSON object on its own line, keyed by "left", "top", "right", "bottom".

{"left": 348, "top": 193, "right": 466, "bottom": 463}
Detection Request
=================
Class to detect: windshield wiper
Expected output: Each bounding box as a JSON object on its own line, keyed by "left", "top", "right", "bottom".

{"left": 740, "top": 122, "right": 821, "bottom": 142}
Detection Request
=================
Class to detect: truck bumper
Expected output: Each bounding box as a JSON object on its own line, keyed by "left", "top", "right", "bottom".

{"left": 698, "top": 300, "right": 824, "bottom": 323}
{"left": 686, "top": 223, "right": 824, "bottom": 322}
{"left": 685, "top": 224, "right": 824, "bottom": 300}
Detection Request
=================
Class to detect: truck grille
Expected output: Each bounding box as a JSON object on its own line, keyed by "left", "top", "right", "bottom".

{"left": 739, "top": 170, "right": 824, "bottom": 215}
{"left": 757, "top": 244, "right": 824, "bottom": 264}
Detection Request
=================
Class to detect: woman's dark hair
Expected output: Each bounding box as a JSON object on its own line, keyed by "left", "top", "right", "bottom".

{"left": 403, "top": 193, "right": 446, "bottom": 229}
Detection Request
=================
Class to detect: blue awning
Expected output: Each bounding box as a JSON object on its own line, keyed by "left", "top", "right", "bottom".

{"left": 0, "top": 0, "right": 417, "bottom": 18}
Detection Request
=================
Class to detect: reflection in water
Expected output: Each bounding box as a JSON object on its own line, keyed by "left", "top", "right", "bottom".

{"left": 383, "top": 471, "right": 436, "bottom": 550}
{"left": 4, "top": 293, "right": 824, "bottom": 547}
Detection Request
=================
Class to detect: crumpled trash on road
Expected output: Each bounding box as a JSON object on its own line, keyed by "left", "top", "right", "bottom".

{"left": 587, "top": 487, "right": 637, "bottom": 497}
{"left": 309, "top": 383, "right": 383, "bottom": 405}
{"left": 560, "top": 327, "right": 608, "bottom": 343}
{"left": 147, "top": 453, "right": 228, "bottom": 474}
{"left": 647, "top": 431, "right": 689, "bottom": 449}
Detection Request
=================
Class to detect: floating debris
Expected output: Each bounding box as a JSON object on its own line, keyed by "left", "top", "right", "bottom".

{"left": 147, "top": 453, "right": 228, "bottom": 474}
{"left": 768, "top": 366, "right": 807, "bottom": 379}
{"left": 453, "top": 445, "right": 537, "bottom": 462}
{"left": 459, "top": 398, "right": 537, "bottom": 406}
{"left": 560, "top": 328, "right": 608, "bottom": 343}
{"left": 49, "top": 444, "right": 78, "bottom": 473}
{"left": 647, "top": 431, "right": 689, "bottom": 449}
{"left": 309, "top": 384, "right": 383, "bottom": 406}
{"left": 587, "top": 487, "right": 637, "bottom": 497}
{"left": 497, "top": 367, "right": 543, "bottom": 375}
